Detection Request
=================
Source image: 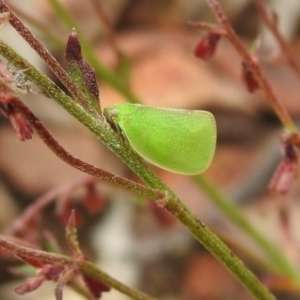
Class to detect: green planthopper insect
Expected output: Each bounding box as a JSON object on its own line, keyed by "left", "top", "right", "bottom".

{"left": 104, "top": 103, "right": 217, "bottom": 175}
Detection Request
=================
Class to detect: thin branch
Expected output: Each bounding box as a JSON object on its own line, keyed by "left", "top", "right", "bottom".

{"left": 0, "top": 39, "right": 161, "bottom": 194}
{"left": 194, "top": 175, "right": 300, "bottom": 283}
{"left": 5, "top": 0, "right": 64, "bottom": 48}
{"left": 0, "top": 4, "right": 281, "bottom": 298}
{"left": 0, "top": 236, "right": 157, "bottom": 300}
{"left": 0, "top": 1, "right": 98, "bottom": 117}
{"left": 205, "top": 0, "right": 297, "bottom": 134}
{"left": 253, "top": 0, "right": 300, "bottom": 79}
{"left": 0, "top": 236, "right": 73, "bottom": 265}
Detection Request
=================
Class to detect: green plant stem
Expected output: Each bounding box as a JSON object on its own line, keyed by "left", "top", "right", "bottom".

{"left": 0, "top": 2, "right": 98, "bottom": 118}
{"left": 195, "top": 175, "right": 300, "bottom": 285}
{"left": 0, "top": 40, "right": 276, "bottom": 300}
{"left": 47, "top": 0, "right": 141, "bottom": 104}
{"left": 79, "top": 260, "right": 156, "bottom": 300}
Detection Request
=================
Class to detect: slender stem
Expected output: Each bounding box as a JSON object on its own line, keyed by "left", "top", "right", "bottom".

{"left": 0, "top": 237, "right": 157, "bottom": 300}
{"left": 20, "top": 101, "right": 164, "bottom": 200}
{"left": 194, "top": 175, "right": 300, "bottom": 285}
{"left": 0, "top": 1, "right": 98, "bottom": 117}
{"left": 79, "top": 260, "right": 156, "bottom": 300}
{"left": 253, "top": 0, "right": 300, "bottom": 80}
{"left": 4, "top": 1, "right": 64, "bottom": 49}
{"left": 0, "top": 3, "right": 279, "bottom": 298}
{"left": 206, "top": 0, "right": 297, "bottom": 134}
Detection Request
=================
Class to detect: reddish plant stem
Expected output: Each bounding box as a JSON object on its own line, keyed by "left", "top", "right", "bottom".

{"left": 0, "top": 1, "right": 97, "bottom": 117}
{"left": 7, "top": 97, "right": 164, "bottom": 200}
{"left": 253, "top": 0, "right": 300, "bottom": 80}
{"left": 0, "top": 236, "right": 74, "bottom": 266}
{"left": 206, "top": 0, "right": 297, "bottom": 134}
{"left": 6, "top": 176, "right": 96, "bottom": 237}
{"left": 3, "top": 1, "right": 63, "bottom": 46}
{"left": 0, "top": 236, "right": 157, "bottom": 300}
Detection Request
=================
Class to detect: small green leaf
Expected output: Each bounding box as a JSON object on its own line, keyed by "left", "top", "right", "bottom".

{"left": 104, "top": 103, "right": 217, "bottom": 175}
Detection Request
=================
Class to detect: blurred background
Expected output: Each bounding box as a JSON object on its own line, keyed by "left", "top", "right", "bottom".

{"left": 1, "top": 0, "right": 300, "bottom": 299}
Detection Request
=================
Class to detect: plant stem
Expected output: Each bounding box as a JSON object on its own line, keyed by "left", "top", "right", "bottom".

{"left": 195, "top": 174, "right": 300, "bottom": 285}
{"left": 0, "top": 39, "right": 276, "bottom": 300}
{"left": 253, "top": 0, "right": 300, "bottom": 80}
{"left": 0, "top": 237, "right": 157, "bottom": 300}
{"left": 0, "top": 2, "right": 278, "bottom": 298}
{"left": 0, "top": 38, "right": 276, "bottom": 300}
{"left": 0, "top": 41, "right": 162, "bottom": 200}
{"left": 0, "top": 1, "right": 98, "bottom": 117}
{"left": 206, "top": 0, "right": 297, "bottom": 134}
{"left": 3, "top": 1, "right": 64, "bottom": 49}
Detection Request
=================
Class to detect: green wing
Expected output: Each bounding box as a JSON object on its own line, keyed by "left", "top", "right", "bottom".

{"left": 115, "top": 104, "right": 216, "bottom": 175}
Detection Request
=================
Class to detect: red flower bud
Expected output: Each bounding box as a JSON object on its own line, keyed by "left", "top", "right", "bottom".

{"left": 194, "top": 33, "right": 221, "bottom": 61}
{"left": 241, "top": 62, "right": 260, "bottom": 93}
